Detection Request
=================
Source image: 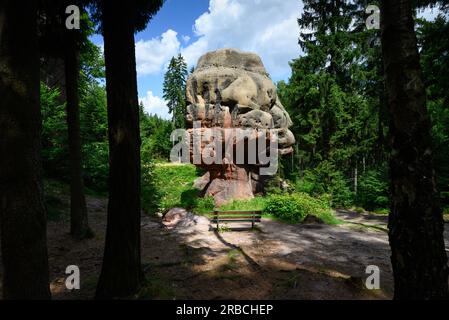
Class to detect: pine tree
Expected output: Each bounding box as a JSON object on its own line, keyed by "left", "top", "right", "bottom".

{"left": 92, "top": 0, "right": 164, "bottom": 299}
{"left": 163, "top": 54, "right": 188, "bottom": 129}
{"left": 381, "top": 0, "right": 448, "bottom": 299}
{"left": 38, "top": 0, "right": 95, "bottom": 239}
{"left": 0, "top": 0, "right": 51, "bottom": 299}
{"left": 279, "top": 0, "right": 384, "bottom": 206}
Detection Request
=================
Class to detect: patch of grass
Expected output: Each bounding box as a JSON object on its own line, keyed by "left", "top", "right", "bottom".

{"left": 344, "top": 221, "right": 388, "bottom": 233}
{"left": 218, "top": 249, "right": 241, "bottom": 272}
{"left": 217, "top": 223, "right": 231, "bottom": 233}
{"left": 227, "top": 248, "right": 242, "bottom": 261}
{"left": 282, "top": 272, "right": 300, "bottom": 289}
{"left": 219, "top": 197, "right": 266, "bottom": 211}
{"left": 145, "top": 164, "right": 341, "bottom": 226}
{"left": 353, "top": 207, "right": 365, "bottom": 213}
{"left": 152, "top": 163, "right": 199, "bottom": 212}
{"left": 373, "top": 208, "right": 390, "bottom": 215}
{"left": 193, "top": 196, "right": 215, "bottom": 215}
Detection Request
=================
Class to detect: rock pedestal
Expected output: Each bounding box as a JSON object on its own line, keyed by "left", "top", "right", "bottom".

{"left": 186, "top": 48, "right": 295, "bottom": 206}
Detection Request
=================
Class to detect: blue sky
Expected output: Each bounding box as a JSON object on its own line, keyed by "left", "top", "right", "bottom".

{"left": 134, "top": 0, "right": 209, "bottom": 101}
{"left": 90, "top": 0, "right": 443, "bottom": 120}
{"left": 91, "top": 0, "right": 303, "bottom": 119}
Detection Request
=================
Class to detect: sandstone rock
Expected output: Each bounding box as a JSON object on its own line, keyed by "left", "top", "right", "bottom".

{"left": 185, "top": 48, "right": 296, "bottom": 205}
{"left": 163, "top": 208, "right": 188, "bottom": 224}
{"left": 162, "top": 208, "right": 199, "bottom": 229}
{"left": 196, "top": 48, "right": 269, "bottom": 75}
{"left": 239, "top": 110, "right": 273, "bottom": 129}
{"left": 206, "top": 177, "right": 254, "bottom": 206}
{"left": 193, "top": 172, "right": 210, "bottom": 190}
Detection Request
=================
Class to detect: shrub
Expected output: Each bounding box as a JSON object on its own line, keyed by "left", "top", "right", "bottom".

{"left": 264, "top": 193, "right": 338, "bottom": 224}
{"left": 152, "top": 163, "right": 198, "bottom": 212}
{"left": 180, "top": 189, "right": 199, "bottom": 209}
{"left": 354, "top": 207, "right": 365, "bottom": 213}
{"left": 83, "top": 141, "right": 109, "bottom": 191}
{"left": 141, "top": 160, "right": 163, "bottom": 214}
{"left": 194, "top": 196, "right": 215, "bottom": 214}
{"left": 327, "top": 171, "right": 354, "bottom": 208}
{"left": 296, "top": 162, "right": 354, "bottom": 208}
{"left": 357, "top": 169, "right": 389, "bottom": 211}
{"left": 373, "top": 208, "right": 390, "bottom": 215}
{"left": 264, "top": 194, "right": 305, "bottom": 222}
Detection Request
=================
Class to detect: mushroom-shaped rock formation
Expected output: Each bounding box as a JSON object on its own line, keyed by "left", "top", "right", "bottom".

{"left": 185, "top": 48, "right": 295, "bottom": 205}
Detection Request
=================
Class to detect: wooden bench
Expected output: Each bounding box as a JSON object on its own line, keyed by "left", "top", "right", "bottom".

{"left": 209, "top": 210, "right": 262, "bottom": 229}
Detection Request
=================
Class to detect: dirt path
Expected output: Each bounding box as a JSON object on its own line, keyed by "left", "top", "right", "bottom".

{"left": 3, "top": 196, "right": 448, "bottom": 300}
{"left": 157, "top": 211, "right": 394, "bottom": 300}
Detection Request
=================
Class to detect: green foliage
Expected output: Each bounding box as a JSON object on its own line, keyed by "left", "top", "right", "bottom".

{"left": 43, "top": 179, "right": 69, "bottom": 221}
{"left": 219, "top": 197, "right": 266, "bottom": 212}
{"left": 265, "top": 195, "right": 304, "bottom": 222}
{"left": 353, "top": 207, "right": 365, "bottom": 214}
{"left": 356, "top": 169, "right": 389, "bottom": 211}
{"left": 79, "top": 80, "right": 109, "bottom": 191}
{"left": 295, "top": 161, "right": 353, "bottom": 208}
{"left": 89, "top": 0, "right": 164, "bottom": 34}
{"left": 264, "top": 193, "right": 338, "bottom": 225}
{"left": 418, "top": 15, "right": 449, "bottom": 207}
{"left": 140, "top": 107, "right": 174, "bottom": 161}
{"left": 82, "top": 141, "right": 109, "bottom": 191}
{"left": 163, "top": 54, "right": 188, "bottom": 129}
{"left": 40, "top": 82, "right": 69, "bottom": 178}
{"left": 141, "top": 160, "right": 163, "bottom": 214}
{"left": 194, "top": 196, "right": 215, "bottom": 215}
{"left": 41, "top": 37, "right": 109, "bottom": 192}
{"left": 373, "top": 208, "right": 390, "bottom": 215}
{"left": 150, "top": 163, "right": 198, "bottom": 213}
{"left": 278, "top": 1, "right": 388, "bottom": 209}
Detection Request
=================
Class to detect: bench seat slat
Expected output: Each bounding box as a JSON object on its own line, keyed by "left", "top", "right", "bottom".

{"left": 209, "top": 215, "right": 261, "bottom": 219}
{"left": 212, "top": 210, "right": 262, "bottom": 215}
{"left": 211, "top": 219, "right": 261, "bottom": 223}
{"left": 211, "top": 217, "right": 262, "bottom": 220}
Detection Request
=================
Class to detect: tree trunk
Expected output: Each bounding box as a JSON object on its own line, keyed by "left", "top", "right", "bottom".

{"left": 381, "top": 0, "right": 448, "bottom": 299}
{"left": 0, "top": 1, "right": 51, "bottom": 299}
{"left": 96, "top": 0, "right": 143, "bottom": 298}
{"left": 64, "top": 28, "right": 92, "bottom": 240}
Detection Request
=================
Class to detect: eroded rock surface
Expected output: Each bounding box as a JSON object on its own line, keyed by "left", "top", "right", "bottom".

{"left": 185, "top": 48, "right": 295, "bottom": 205}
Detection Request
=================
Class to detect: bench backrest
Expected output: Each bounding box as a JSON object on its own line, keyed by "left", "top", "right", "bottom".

{"left": 209, "top": 210, "right": 262, "bottom": 222}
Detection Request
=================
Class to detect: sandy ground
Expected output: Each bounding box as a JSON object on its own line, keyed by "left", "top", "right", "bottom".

{"left": 1, "top": 196, "right": 448, "bottom": 299}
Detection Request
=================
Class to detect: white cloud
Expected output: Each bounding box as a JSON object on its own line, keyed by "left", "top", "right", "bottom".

{"left": 136, "top": 0, "right": 303, "bottom": 118}
{"left": 181, "top": 0, "right": 302, "bottom": 78}
{"left": 417, "top": 6, "right": 446, "bottom": 21}
{"left": 135, "top": 29, "right": 181, "bottom": 76}
{"left": 139, "top": 91, "right": 171, "bottom": 120}
{"left": 182, "top": 35, "right": 191, "bottom": 44}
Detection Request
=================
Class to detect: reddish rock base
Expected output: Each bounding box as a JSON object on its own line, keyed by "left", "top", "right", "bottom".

{"left": 194, "top": 164, "right": 255, "bottom": 206}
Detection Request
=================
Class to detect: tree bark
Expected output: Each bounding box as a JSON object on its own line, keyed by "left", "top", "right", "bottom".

{"left": 64, "top": 28, "right": 92, "bottom": 240}
{"left": 0, "top": 1, "right": 51, "bottom": 299}
{"left": 381, "top": 0, "right": 449, "bottom": 299}
{"left": 96, "top": 0, "right": 143, "bottom": 298}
